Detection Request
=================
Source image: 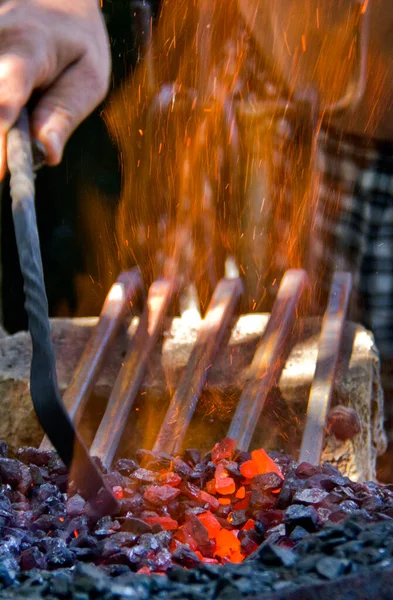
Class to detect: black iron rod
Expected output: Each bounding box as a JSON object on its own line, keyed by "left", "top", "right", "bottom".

{"left": 7, "top": 109, "right": 117, "bottom": 516}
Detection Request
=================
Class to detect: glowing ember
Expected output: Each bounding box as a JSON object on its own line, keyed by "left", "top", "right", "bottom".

{"left": 115, "top": 438, "right": 285, "bottom": 566}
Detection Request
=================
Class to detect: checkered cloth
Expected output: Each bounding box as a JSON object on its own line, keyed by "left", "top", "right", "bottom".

{"left": 314, "top": 126, "right": 393, "bottom": 361}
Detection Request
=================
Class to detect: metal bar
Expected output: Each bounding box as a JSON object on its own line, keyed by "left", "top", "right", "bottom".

{"left": 299, "top": 272, "right": 352, "bottom": 465}
{"left": 40, "top": 270, "right": 143, "bottom": 451}
{"left": 90, "top": 278, "right": 175, "bottom": 469}
{"left": 7, "top": 108, "right": 117, "bottom": 516}
{"left": 227, "top": 269, "right": 309, "bottom": 450}
{"left": 153, "top": 277, "right": 243, "bottom": 455}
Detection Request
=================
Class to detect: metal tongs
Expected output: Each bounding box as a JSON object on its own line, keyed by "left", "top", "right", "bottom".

{"left": 6, "top": 109, "right": 118, "bottom": 516}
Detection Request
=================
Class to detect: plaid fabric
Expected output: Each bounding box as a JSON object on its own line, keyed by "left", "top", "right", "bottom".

{"left": 314, "top": 127, "right": 393, "bottom": 361}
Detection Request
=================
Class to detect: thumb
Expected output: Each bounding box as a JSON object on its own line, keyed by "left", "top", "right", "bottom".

{"left": 31, "top": 58, "right": 109, "bottom": 165}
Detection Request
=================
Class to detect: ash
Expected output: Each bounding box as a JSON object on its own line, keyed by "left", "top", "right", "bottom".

{"left": 0, "top": 440, "right": 392, "bottom": 599}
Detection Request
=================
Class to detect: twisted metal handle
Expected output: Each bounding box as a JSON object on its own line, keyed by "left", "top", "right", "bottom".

{"left": 7, "top": 109, "right": 117, "bottom": 516}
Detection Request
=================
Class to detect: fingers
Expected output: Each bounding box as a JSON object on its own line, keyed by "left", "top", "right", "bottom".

{"left": 0, "top": 51, "right": 45, "bottom": 180}
{"left": 31, "top": 54, "right": 110, "bottom": 166}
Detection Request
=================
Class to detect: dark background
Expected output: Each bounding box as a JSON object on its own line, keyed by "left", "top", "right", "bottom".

{"left": 1, "top": 0, "right": 161, "bottom": 333}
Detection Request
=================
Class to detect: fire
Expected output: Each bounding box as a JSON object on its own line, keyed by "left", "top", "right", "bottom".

{"left": 104, "top": 0, "right": 367, "bottom": 327}
{"left": 138, "top": 438, "right": 284, "bottom": 566}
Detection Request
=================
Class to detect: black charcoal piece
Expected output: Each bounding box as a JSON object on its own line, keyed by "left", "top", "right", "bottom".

{"left": 29, "top": 464, "right": 46, "bottom": 485}
{"left": 290, "top": 526, "right": 309, "bottom": 542}
{"left": 316, "top": 556, "right": 351, "bottom": 579}
{"left": 49, "top": 571, "right": 72, "bottom": 597}
{"left": 172, "top": 544, "right": 202, "bottom": 569}
{"left": 20, "top": 547, "right": 47, "bottom": 570}
{"left": 73, "top": 563, "right": 109, "bottom": 594}
{"left": 0, "top": 557, "right": 18, "bottom": 586}
{"left": 283, "top": 504, "right": 318, "bottom": 532}
{"left": 172, "top": 458, "right": 193, "bottom": 479}
{"left": 121, "top": 516, "right": 153, "bottom": 534}
{"left": 182, "top": 449, "right": 201, "bottom": 466}
{"left": 114, "top": 458, "right": 138, "bottom": 475}
{"left": 0, "top": 458, "right": 32, "bottom": 494}
{"left": 66, "top": 493, "right": 86, "bottom": 517}
{"left": 46, "top": 546, "right": 75, "bottom": 568}
{"left": 228, "top": 510, "right": 248, "bottom": 528}
{"left": 251, "top": 472, "right": 283, "bottom": 492}
{"left": 256, "top": 542, "right": 297, "bottom": 567}
{"left": 132, "top": 468, "right": 161, "bottom": 484}
{"left": 293, "top": 488, "right": 329, "bottom": 505}
{"left": 17, "top": 446, "right": 53, "bottom": 467}
{"left": 295, "top": 463, "right": 322, "bottom": 479}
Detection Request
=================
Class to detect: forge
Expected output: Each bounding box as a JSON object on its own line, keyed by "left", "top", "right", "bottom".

{"left": 1, "top": 1, "right": 393, "bottom": 599}
{"left": 0, "top": 267, "right": 390, "bottom": 600}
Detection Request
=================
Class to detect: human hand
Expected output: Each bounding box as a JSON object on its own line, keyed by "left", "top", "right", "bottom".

{"left": 0, "top": 0, "right": 111, "bottom": 179}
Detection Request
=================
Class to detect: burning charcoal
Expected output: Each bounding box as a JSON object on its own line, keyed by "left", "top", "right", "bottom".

{"left": 29, "top": 464, "right": 46, "bottom": 486}
{"left": 316, "top": 556, "right": 351, "bottom": 580}
{"left": 0, "top": 442, "right": 8, "bottom": 459}
{"left": 31, "top": 514, "right": 63, "bottom": 533}
{"left": 227, "top": 510, "right": 248, "bottom": 528}
{"left": 251, "top": 472, "right": 283, "bottom": 492}
{"left": 221, "top": 460, "right": 241, "bottom": 478}
{"left": 143, "top": 485, "right": 181, "bottom": 506}
{"left": 69, "top": 532, "right": 99, "bottom": 550}
{"left": 122, "top": 517, "right": 153, "bottom": 535}
{"left": 144, "top": 515, "right": 178, "bottom": 531}
{"left": 114, "top": 458, "right": 138, "bottom": 475}
{"left": 212, "top": 438, "right": 236, "bottom": 463}
{"left": 17, "top": 446, "right": 53, "bottom": 467}
{"left": 20, "top": 547, "right": 47, "bottom": 571}
{"left": 0, "top": 459, "right": 32, "bottom": 494}
{"left": 66, "top": 494, "right": 86, "bottom": 517}
{"left": 283, "top": 505, "right": 318, "bottom": 533}
{"left": 132, "top": 468, "right": 161, "bottom": 484}
{"left": 182, "top": 449, "right": 201, "bottom": 466}
{"left": 66, "top": 515, "right": 90, "bottom": 538}
{"left": 181, "top": 516, "right": 214, "bottom": 557}
{"left": 159, "top": 472, "right": 182, "bottom": 487}
{"left": 172, "top": 543, "right": 202, "bottom": 569}
{"left": 293, "top": 488, "right": 329, "bottom": 505}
